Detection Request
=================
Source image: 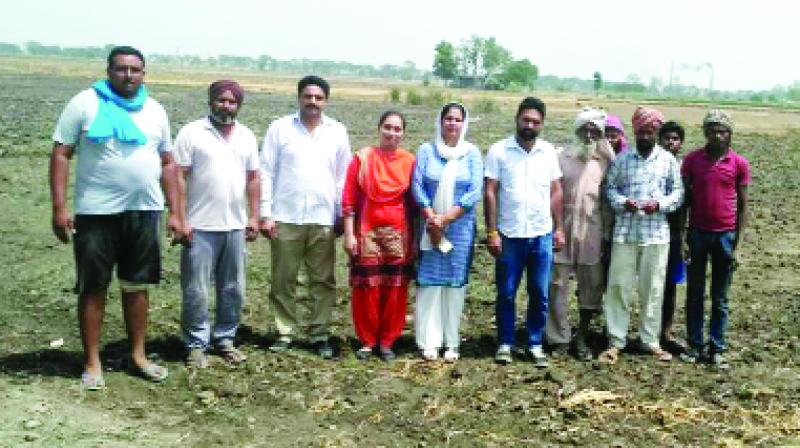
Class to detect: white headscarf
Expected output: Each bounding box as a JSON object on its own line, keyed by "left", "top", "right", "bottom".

{"left": 420, "top": 102, "right": 471, "bottom": 253}
{"left": 574, "top": 107, "right": 607, "bottom": 135}
{"left": 434, "top": 103, "right": 471, "bottom": 160}
{"left": 573, "top": 107, "right": 607, "bottom": 159}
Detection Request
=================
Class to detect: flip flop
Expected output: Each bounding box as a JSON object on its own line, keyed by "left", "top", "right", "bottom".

{"left": 218, "top": 345, "right": 247, "bottom": 364}
{"left": 80, "top": 372, "right": 105, "bottom": 390}
{"left": 131, "top": 362, "right": 169, "bottom": 383}
{"left": 355, "top": 346, "right": 373, "bottom": 361}
{"left": 598, "top": 347, "right": 620, "bottom": 365}
{"left": 643, "top": 345, "right": 673, "bottom": 362}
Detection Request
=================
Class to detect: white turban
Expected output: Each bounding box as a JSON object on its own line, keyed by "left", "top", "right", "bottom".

{"left": 574, "top": 107, "right": 607, "bottom": 134}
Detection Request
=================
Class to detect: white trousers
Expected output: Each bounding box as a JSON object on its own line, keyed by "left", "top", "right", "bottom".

{"left": 415, "top": 286, "right": 466, "bottom": 350}
{"left": 604, "top": 243, "right": 669, "bottom": 349}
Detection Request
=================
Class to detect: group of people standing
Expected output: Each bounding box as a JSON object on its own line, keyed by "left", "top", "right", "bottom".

{"left": 49, "top": 46, "right": 749, "bottom": 390}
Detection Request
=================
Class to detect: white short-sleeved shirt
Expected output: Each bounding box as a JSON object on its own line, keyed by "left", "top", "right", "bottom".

{"left": 173, "top": 118, "right": 259, "bottom": 231}
{"left": 52, "top": 88, "right": 172, "bottom": 214}
{"left": 259, "top": 113, "right": 352, "bottom": 225}
{"left": 484, "top": 136, "right": 562, "bottom": 238}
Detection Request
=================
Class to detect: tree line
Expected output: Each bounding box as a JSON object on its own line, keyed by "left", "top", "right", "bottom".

{"left": 0, "top": 41, "right": 426, "bottom": 81}
{"left": 2, "top": 40, "right": 799, "bottom": 105}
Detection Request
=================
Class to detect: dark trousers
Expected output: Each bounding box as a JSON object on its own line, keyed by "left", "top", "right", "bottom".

{"left": 685, "top": 229, "right": 736, "bottom": 353}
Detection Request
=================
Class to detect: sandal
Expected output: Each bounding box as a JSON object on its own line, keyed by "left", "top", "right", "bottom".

{"left": 131, "top": 361, "right": 169, "bottom": 383}
{"left": 443, "top": 348, "right": 460, "bottom": 363}
{"left": 598, "top": 347, "right": 620, "bottom": 364}
{"left": 218, "top": 345, "right": 247, "bottom": 364}
{"left": 643, "top": 345, "right": 672, "bottom": 362}
{"left": 355, "top": 346, "right": 373, "bottom": 361}
{"left": 80, "top": 372, "right": 105, "bottom": 390}
{"left": 186, "top": 348, "right": 209, "bottom": 369}
{"left": 379, "top": 346, "right": 396, "bottom": 362}
{"left": 421, "top": 349, "right": 439, "bottom": 361}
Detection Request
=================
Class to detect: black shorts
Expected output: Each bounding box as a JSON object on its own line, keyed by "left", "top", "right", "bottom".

{"left": 73, "top": 211, "right": 162, "bottom": 295}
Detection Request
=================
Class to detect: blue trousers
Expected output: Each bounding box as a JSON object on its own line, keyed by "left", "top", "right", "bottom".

{"left": 181, "top": 230, "right": 246, "bottom": 350}
{"left": 686, "top": 229, "right": 735, "bottom": 353}
{"left": 495, "top": 233, "right": 553, "bottom": 347}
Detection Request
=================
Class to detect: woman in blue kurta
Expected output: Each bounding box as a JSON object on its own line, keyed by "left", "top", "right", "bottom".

{"left": 412, "top": 102, "right": 483, "bottom": 361}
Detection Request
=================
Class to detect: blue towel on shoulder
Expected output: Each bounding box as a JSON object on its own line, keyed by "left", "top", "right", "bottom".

{"left": 87, "top": 80, "right": 148, "bottom": 145}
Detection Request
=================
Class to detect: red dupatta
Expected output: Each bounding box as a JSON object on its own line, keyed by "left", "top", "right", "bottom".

{"left": 356, "top": 146, "right": 415, "bottom": 204}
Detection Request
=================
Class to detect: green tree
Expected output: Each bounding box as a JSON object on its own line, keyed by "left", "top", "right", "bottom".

{"left": 593, "top": 71, "right": 603, "bottom": 94}
{"left": 400, "top": 60, "right": 417, "bottom": 81}
{"left": 25, "top": 41, "right": 61, "bottom": 55}
{"left": 256, "top": 54, "right": 275, "bottom": 71}
{"left": 458, "top": 35, "right": 484, "bottom": 80}
{"left": 787, "top": 81, "right": 800, "bottom": 101}
{"left": 500, "top": 58, "right": 539, "bottom": 88}
{"left": 433, "top": 41, "right": 458, "bottom": 85}
{"left": 0, "top": 42, "right": 23, "bottom": 54}
{"left": 457, "top": 35, "right": 514, "bottom": 88}
{"left": 481, "top": 37, "right": 511, "bottom": 83}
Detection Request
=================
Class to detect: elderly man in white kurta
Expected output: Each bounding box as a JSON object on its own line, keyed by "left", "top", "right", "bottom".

{"left": 545, "top": 107, "right": 614, "bottom": 360}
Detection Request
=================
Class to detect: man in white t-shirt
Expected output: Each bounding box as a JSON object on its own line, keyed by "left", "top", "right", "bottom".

{"left": 49, "top": 46, "right": 180, "bottom": 388}
{"left": 259, "top": 75, "right": 352, "bottom": 358}
{"left": 484, "top": 97, "right": 565, "bottom": 368}
{"left": 173, "top": 80, "right": 260, "bottom": 368}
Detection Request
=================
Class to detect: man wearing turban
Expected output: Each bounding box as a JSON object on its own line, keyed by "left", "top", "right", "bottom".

{"left": 599, "top": 107, "right": 683, "bottom": 364}
{"left": 679, "top": 110, "right": 750, "bottom": 370}
{"left": 173, "top": 80, "right": 261, "bottom": 368}
{"left": 545, "top": 107, "right": 615, "bottom": 360}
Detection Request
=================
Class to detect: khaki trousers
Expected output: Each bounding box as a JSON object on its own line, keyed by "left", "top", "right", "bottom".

{"left": 269, "top": 223, "right": 336, "bottom": 342}
{"left": 604, "top": 243, "right": 669, "bottom": 349}
{"left": 546, "top": 262, "right": 606, "bottom": 345}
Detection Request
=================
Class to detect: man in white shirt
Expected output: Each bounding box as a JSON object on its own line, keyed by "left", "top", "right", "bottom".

{"left": 484, "top": 97, "right": 565, "bottom": 368}
{"left": 259, "top": 75, "right": 352, "bottom": 358}
{"left": 49, "top": 46, "right": 179, "bottom": 388}
{"left": 174, "top": 80, "right": 260, "bottom": 368}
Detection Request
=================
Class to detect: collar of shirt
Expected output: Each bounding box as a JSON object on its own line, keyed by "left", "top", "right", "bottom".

{"left": 202, "top": 116, "right": 243, "bottom": 140}
{"left": 629, "top": 144, "right": 667, "bottom": 162}
{"left": 701, "top": 147, "right": 733, "bottom": 161}
{"left": 505, "top": 135, "right": 545, "bottom": 155}
{"left": 292, "top": 112, "right": 333, "bottom": 134}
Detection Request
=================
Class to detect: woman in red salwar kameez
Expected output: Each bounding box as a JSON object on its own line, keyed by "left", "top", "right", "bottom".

{"left": 342, "top": 111, "right": 415, "bottom": 361}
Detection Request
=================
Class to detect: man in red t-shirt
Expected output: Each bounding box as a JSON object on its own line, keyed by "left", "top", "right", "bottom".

{"left": 680, "top": 109, "right": 750, "bottom": 369}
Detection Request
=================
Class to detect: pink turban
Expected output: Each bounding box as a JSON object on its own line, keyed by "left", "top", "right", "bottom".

{"left": 209, "top": 80, "right": 244, "bottom": 104}
{"left": 631, "top": 106, "right": 665, "bottom": 133}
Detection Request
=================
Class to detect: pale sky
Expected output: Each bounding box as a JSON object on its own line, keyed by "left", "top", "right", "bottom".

{"left": 1, "top": 0, "right": 797, "bottom": 91}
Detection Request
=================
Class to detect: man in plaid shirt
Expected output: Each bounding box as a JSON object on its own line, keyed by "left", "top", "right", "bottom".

{"left": 598, "top": 107, "right": 683, "bottom": 364}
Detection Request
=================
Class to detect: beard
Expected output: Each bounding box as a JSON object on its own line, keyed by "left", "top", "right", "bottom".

{"left": 211, "top": 110, "right": 237, "bottom": 125}
{"left": 517, "top": 128, "right": 539, "bottom": 142}
{"left": 636, "top": 139, "right": 655, "bottom": 152}
{"left": 577, "top": 141, "right": 594, "bottom": 158}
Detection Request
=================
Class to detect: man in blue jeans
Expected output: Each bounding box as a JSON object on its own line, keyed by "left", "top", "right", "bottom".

{"left": 680, "top": 110, "right": 750, "bottom": 369}
{"left": 174, "top": 80, "right": 261, "bottom": 368}
{"left": 484, "top": 97, "right": 565, "bottom": 367}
